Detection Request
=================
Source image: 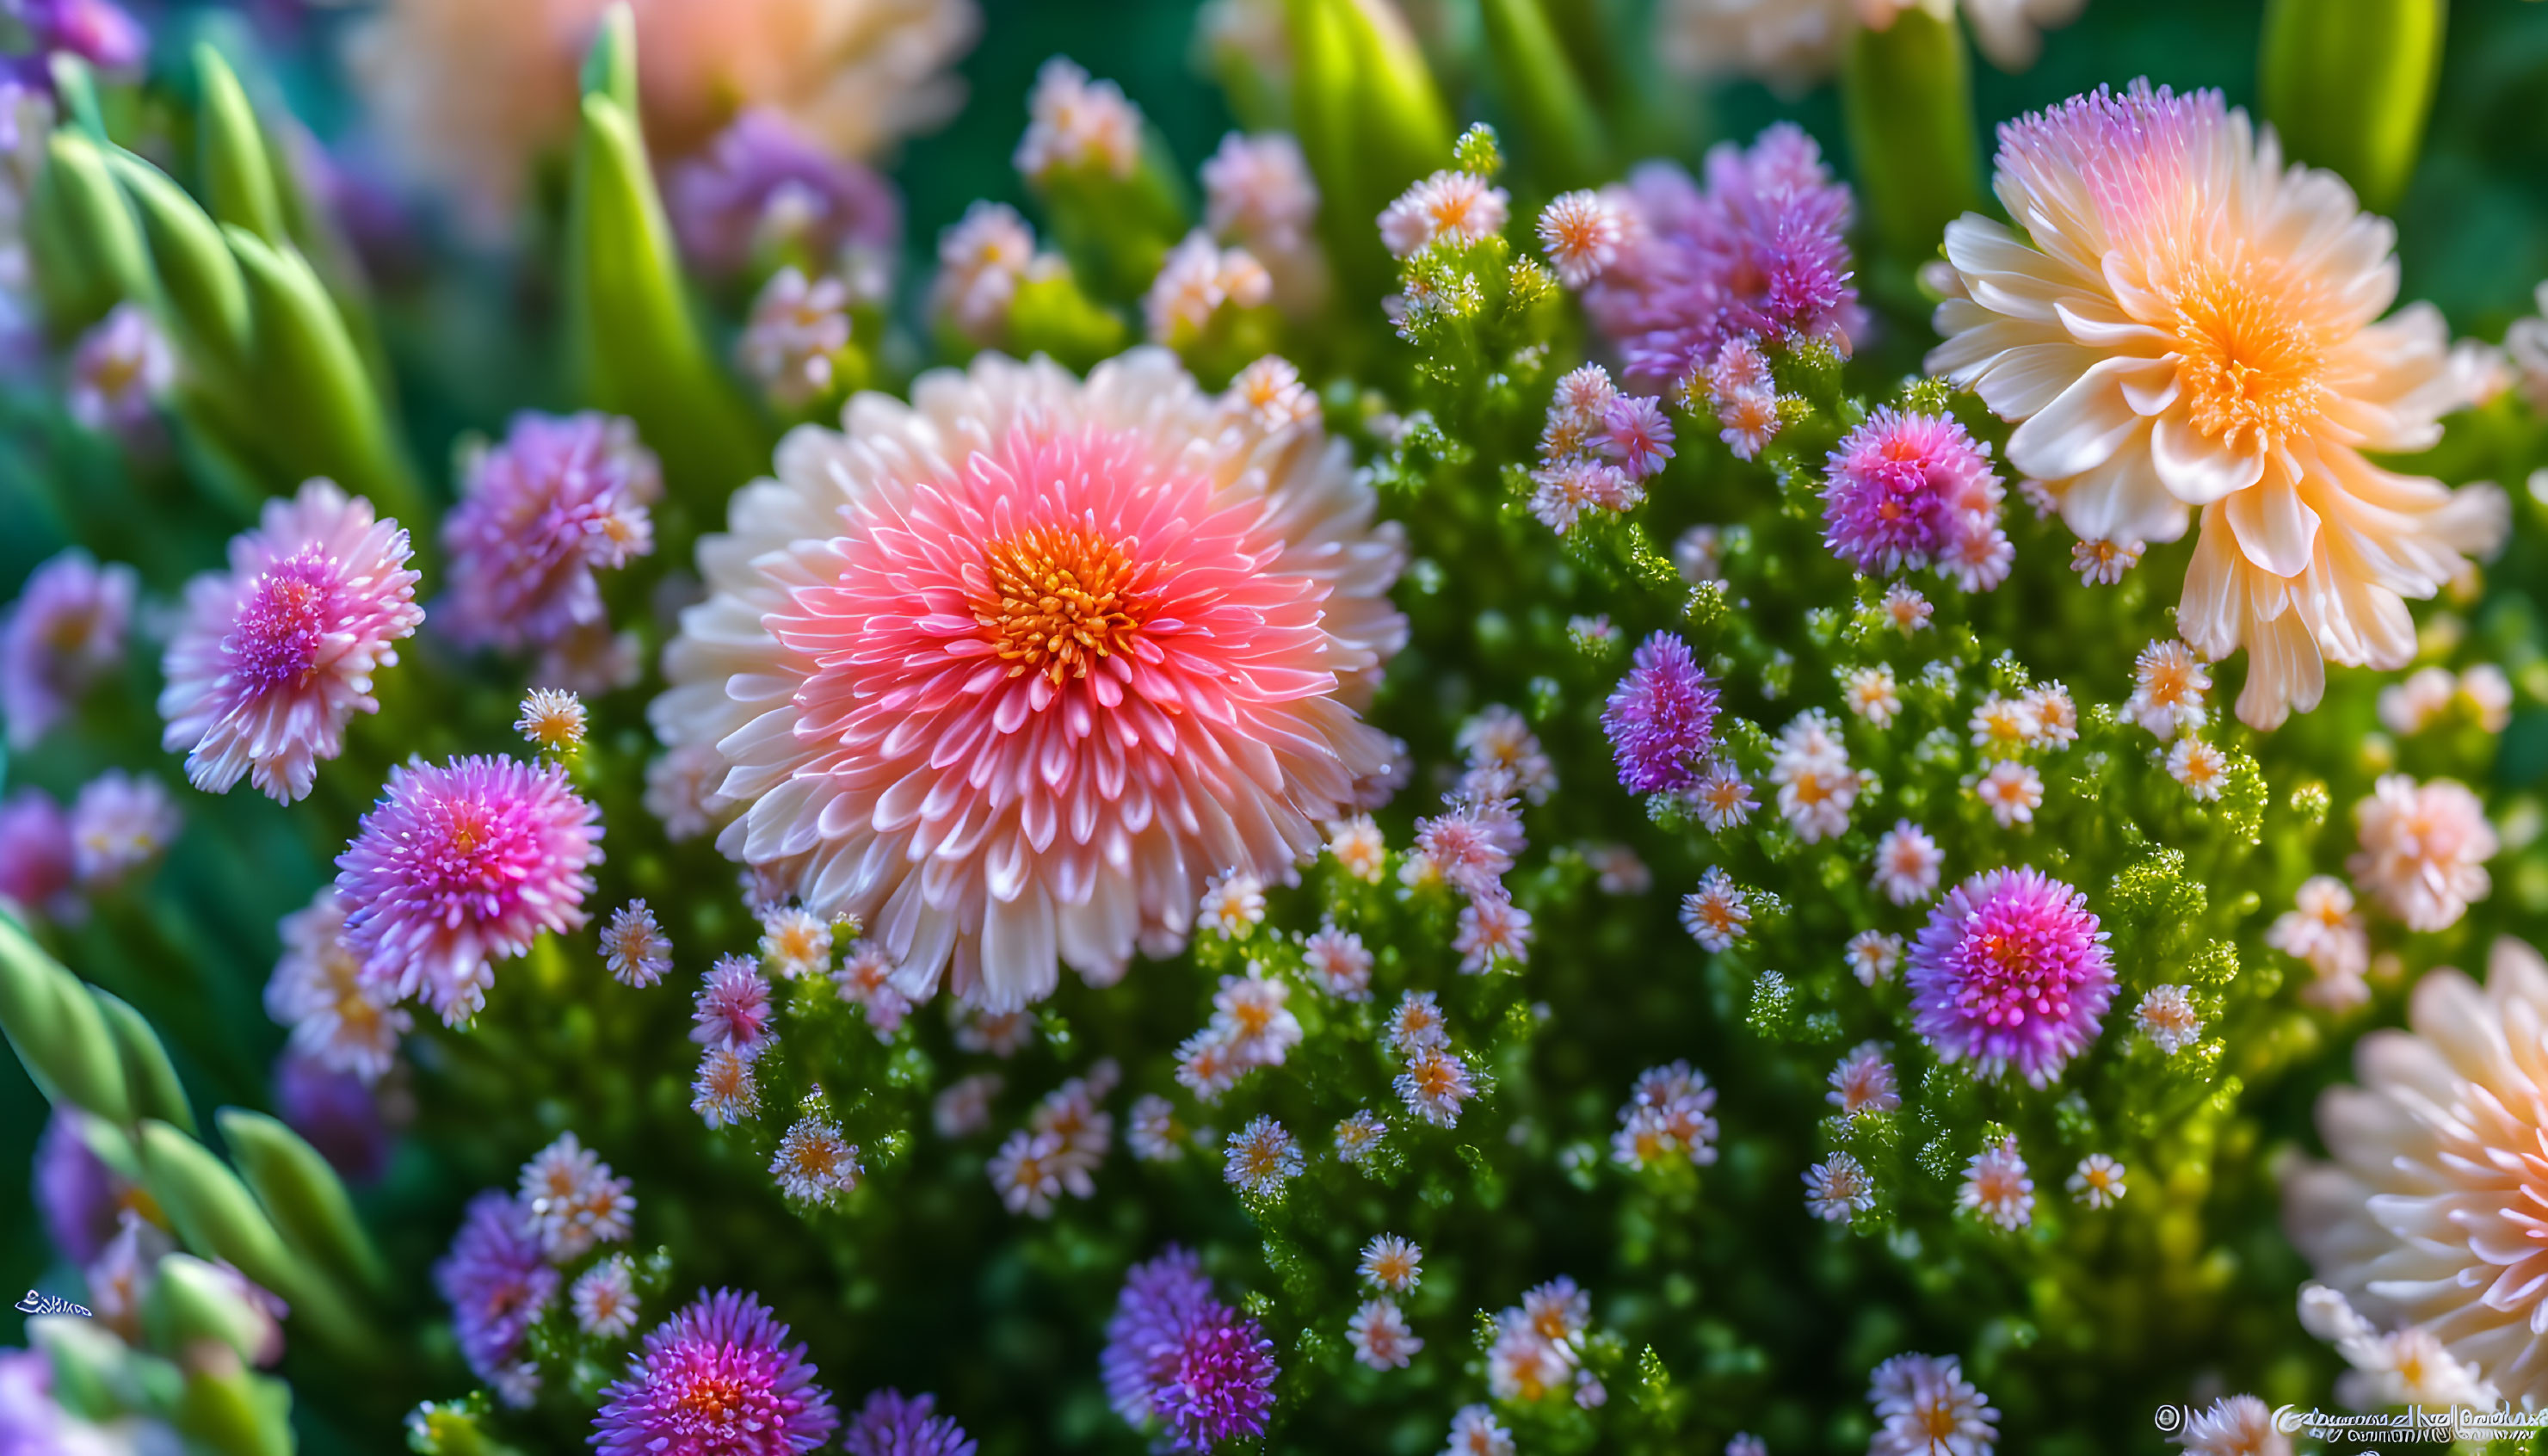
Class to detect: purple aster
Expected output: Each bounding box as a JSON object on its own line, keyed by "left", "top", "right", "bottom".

{"left": 440, "top": 412, "right": 660, "bottom": 655}
{"left": 1100, "top": 1246, "right": 1278, "bottom": 1452}
{"left": 2, "top": 548, "right": 136, "bottom": 751}
{"left": 1101, "top": 1247, "right": 1215, "bottom": 1424}
{"left": 1153, "top": 1304, "right": 1278, "bottom": 1451}
{"left": 34, "top": 1107, "right": 127, "bottom": 1266}
{"left": 1907, "top": 867, "right": 2115, "bottom": 1088}
{"left": 842, "top": 1389, "right": 977, "bottom": 1456}
{"left": 0, "top": 787, "right": 79, "bottom": 923}
{"left": 668, "top": 109, "right": 901, "bottom": 279}
{"left": 1821, "top": 409, "right": 2008, "bottom": 582}
{"left": 435, "top": 1190, "right": 558, "bottom": 1398}
{"left": 1583, "top": 123, "right": 1862, "bottom": 391}
{"left": 274, "top": 1052, "right": 394, "bottom": 1185}
{"left": 693, "top": 955, "right": 774, "bottom": 1055}
{"left": 335, "top": 755, "right": 604, "bottom": 1026}
{"left": 1602, "top": 632, "right": 1719, "bottom": 796}
{"left": 592, "top": 1289, "right": 840, "bottom": 1456}
{"left": 67, "top": 769, "right": 178, "bottom": 891}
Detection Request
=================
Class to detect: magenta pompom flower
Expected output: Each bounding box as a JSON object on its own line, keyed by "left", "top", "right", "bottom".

{"left": 336, "top": 755, "right": 604, "bottom": 1024}
{"left": 440, "top": 412, "right": 661, "bottom": 655}
{"left": 1907, "top": 867, "right": 2115, "bottom": 1087}
{"left": 159, "top": 480, "right": 424, "bottom": 802}
{"left": 655, "top": 350, "right": 1404, "bottom": 1012}
{"left": 1820, "top": 409, "right": 2010, "bottom": 589}
{"left": 1099, "top": 1247, "right": 1277, "bottom": 1453}
{"left": 1602, "top": 632, "right": 1718, "bottom": 796}
{"left": 1581, "top": 123, "right": 1862, "bottom": 392}
{"left": 593, "top": 1289, "right": 840, "bottom": 1456}
{"left": 435, "top": 1189, "right": 558, "bottom": 1405}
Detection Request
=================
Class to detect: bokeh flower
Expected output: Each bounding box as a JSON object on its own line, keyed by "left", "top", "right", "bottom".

{"left": 3, "top": 548, "right": 135, "bottom": 750}
{"left": 441, "top": 412, "right": 660, "bottom": 656}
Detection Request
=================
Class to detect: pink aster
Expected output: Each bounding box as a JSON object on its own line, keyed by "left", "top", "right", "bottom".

{"left": 440, "top": 411, "right": 661, "bottom": 655}
{"left": 159, "top": 480, "right": 423, "bottom": 802}
{"left": 594, "top": 1289, "right": 840, "bottom": 1456}
{"left": 335, "top": 755, "right": 604, "bottom": 1025}
{"left": 1582, "top": 124, "right": 1863, "bottom": 392}
{"left": 694, "top": 954, "right": 775, "bottom": 1055}
{"left": 655, "top": 351, "right": 1404, "bottom": 1012}
{"left": 1819, "top": 409, "right": 2008, "bottom": 586}
{"left": 2, "top": 547, "right": 136, "bottom": 751}
{"left": 1596, "top": 395, "right": 1675, "bottom": 480}
{"left": 1908, "top": 866, "right": 2114, "bottom": 1087}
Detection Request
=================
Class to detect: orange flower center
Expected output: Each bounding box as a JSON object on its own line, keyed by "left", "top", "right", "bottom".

{"left": 2169, "top": 256, "right": 2331, "bottom": 454}
{"left": 975, "top": 526, "right": 1146, "bottom": 686}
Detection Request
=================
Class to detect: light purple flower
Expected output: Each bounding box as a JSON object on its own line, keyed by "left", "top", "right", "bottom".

{"left": 1583, "top": 123, "right": 1862, "bottom": 392}
{"left": 435, "top": 1189, "right": 557, "bottom": 1403}
{"left": 0, "top": 787, "right": 78, "bottom": 922}
{"left": 159, "top": 479, "right": 423, "bottom": 802}
{"left": 593, "top": 1289, "right": 840, "bottom": 1456}
{"left": 842, "top": 1389, "right": 977, "bottom": 1456}
{"left": 440, "top": 412, "right": 660, "bottom": 655}
{"left": 68, "top": 769, "right": 177, "bottom": 891}
{"left": 1907, "top": 867, "right": 2115, "bottom": 1087}
{"left": 65, "top": 302, "right": 173, "bottom": 437}
{"left": 335, "top": 755, "right": 604, "bottom": 1025}
{"left": 1821, "top": 409, "right": 2008, "bottom": 587}
{"left": 2, "top": 548, "right": 135, "bottom": 750}
{"left": 1603, "top": 632, "right": 1718, "bottom": 796}
{"left": 667, "top": 109, "right": 900, "bottom": 279}
{"left": 16, "top": 0, "right": 146, "bottom": 75}
{"left": 33, "top": 1107, "right": 127, "bottom": 1266}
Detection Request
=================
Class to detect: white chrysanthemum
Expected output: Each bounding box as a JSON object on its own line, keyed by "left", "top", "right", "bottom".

{"left": 2285, "top": 939, "right": 2548, "bottom": 1405}
{"left": 1928, "top": 83, "right": 2508, "bottom": 729}
{"left": 653, "top": 349, "right": 1405, "bottom": 1012}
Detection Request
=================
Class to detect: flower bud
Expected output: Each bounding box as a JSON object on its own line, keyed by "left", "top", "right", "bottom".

{"left": 0, "top": 916, "right": 131, "bottom": 1124}
{"left": 143, "top": 1254, "right": 285, "bottom": 1369}
{"left": 217, "top": 1107, "right": 389, "bottom": 1297}
{"left": 1842, "top": 2, "right": 1981, "bottom": 265}
{"left": 2260, "top": 0, "right": 2444, "bottom": 214}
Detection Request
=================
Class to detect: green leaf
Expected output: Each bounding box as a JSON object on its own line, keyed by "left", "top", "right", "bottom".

{"left": 1477, "top": 0, "right": 1607, "bottom": 189}
{"left": 26, "top": 131, "right": 147, "bottom": 331}
{"left": 1842, "top": 6, "right": 1982, "bottom": 262}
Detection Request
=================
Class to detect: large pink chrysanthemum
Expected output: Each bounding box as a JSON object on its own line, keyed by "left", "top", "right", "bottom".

{"left": 655, "top": 349, "right": 1405, "bottom": 1010}
{"left": 158, "top": 480, "right": 423, "bottom": 803}
{"left": 335, "top": 755, "right": 604, "bottom": 1024}
{"left": 2285, "top": 938, "right": 2548, "bottom": 1405}
{"left": 1927, "top": 82, "right": 2506, "bottom": 728}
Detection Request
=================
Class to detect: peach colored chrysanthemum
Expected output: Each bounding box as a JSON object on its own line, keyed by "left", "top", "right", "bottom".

{"left": 654, "top": 349, "right": 1405, "bottom": 1011}
{"left": 1928, "top": 83, "right": 2507, "bottom": 729}
{"left": 349, "top": 0, "right": 978, "bottom": 231}
{"left": 2285, "top": 938, "right": 2548, "bottom": 1405}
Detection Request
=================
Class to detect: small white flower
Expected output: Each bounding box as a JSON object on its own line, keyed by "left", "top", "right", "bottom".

{"left": 1870, "top": 821, "right": 1943, "bottom": 904}
{"left": 1804, "top": 1151, "right": 1876, "bottom": 1223}
{"left": 1680, "top": 867, "right": 1751, "bottom": 952}
{"left": 2134, "top": 984, "right": 2205, "bottom": 1054}
{"left": 1974, "top": 760, "right": 2044, "bottom": 827}
{"left": 1958, "top": 1137, "right": 2033, "bottom": 1231}
{"left": 2168, "top": 737, "right": 2229, "bottom": 801}
{"left": 2066, "top": 1153, "right": 2127, "bottom": 1210}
